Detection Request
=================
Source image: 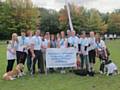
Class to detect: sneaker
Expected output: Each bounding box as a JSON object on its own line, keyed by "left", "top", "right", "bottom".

{"left": 99, "top": 71, "right": 103, "bottom": 74}
{"left": 60, "top": 70, "right": 66, "bottom": 74}
{"left": 22, "top": 72, "right": 26, "bottom": 76}
{"left": 11, "top": 77, "right": 16, "bottom": 80}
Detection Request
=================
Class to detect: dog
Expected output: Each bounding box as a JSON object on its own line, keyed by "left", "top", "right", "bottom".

{"left": 105, "top": 60, "right": 119, "bottom": 76}
{"left": 76, "top": 53, "right": 81, "bottom": 69}
{"left": 3, "top": 63, "right": 24, "bottom": 80}
{"left": 74, "top": 69, "right": 88, "bottom": 76}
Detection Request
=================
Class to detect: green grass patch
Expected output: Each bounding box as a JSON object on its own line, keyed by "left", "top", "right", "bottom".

{"left": 0, "top": 40, "right": 120, "bottom": 90}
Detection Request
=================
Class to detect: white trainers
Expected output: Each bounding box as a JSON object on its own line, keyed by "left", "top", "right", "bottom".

{"left": 10, "top": 77, "right": 16, "bottom": 80}
{"left": 22, "top": 72, "right": 26, "bottom": 76}
{"left": 60, "top": 70, "right": 66, "bottom": 74}
{"left": 99, "top": 71, "right": 103, "bottom": 74}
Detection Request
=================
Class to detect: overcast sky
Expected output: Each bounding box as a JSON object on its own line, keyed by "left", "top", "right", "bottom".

{"left": 32, "top": 0, "right": 120, "bottom": 13}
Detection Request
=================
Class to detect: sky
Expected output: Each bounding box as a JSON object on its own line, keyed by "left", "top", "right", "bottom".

{"left": 32, "top": 0, "right": 120, "bottom": 13}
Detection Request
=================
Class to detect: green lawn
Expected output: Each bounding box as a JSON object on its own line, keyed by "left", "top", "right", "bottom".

{"left": 0, "top": 40, "right": 120, "bottom": 90}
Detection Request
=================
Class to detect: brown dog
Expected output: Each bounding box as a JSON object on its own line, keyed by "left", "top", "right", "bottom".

{"left": 76, "top": 54, "right": 81, "bottom": 69}
{"left": 3, "top": 63, "right": 24, "bottom": 80}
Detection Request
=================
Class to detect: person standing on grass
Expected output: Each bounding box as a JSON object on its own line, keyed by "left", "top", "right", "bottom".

{"left": 6, "top": 33, "right": 18, "bottom": 72}
{"left": 31, "top": 30, "right": 44, "bottom": 74}
{"left": 79, "top": 31, "right": 90, "bottom": 72}
{"left": 16, "top": 29, "right": 28, "bottom": 65}
{"left": 41, "top": 33, "right": 49, "bottom": 73}
{"left": 26, "top": 30, "right": 33, "bottom": 73}
{"left": 88, "top": 31, "right": 96, "bottom": 71}
{"left": 95, "top": 33, "right": 108, "bottom": 74}
{"left": 59, "top": 31, "right": 68, "bottom": 74}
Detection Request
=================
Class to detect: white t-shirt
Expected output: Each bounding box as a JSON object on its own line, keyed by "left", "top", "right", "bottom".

{"left": 60, "top": 38, "right": 67, "bottom": 48}
{"left": 95, "top": 40, "right": 106, "bottom": 51}
{"left": 42, "top": 39, "right": 48, "bottom": 49}
{"left": 17, "top": 36, "right": 28, "bottom": 52}
{"left": 68, "top": 36, "right": 79, "bottom": 48}
{"left": 88, "top": 37, "right": 96, "bottom": 51}
{"left": 79, "top": 38, "right": 89, "bottom": 55}
{"left": 7, "top": 41, "right": 17, "bottom": 60}
{"left": 31, "top": 36, "right": 42, "bottom": 50}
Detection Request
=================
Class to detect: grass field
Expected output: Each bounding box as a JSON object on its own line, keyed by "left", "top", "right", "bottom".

{"left": 0, "top": 40, "right": 120, "bottom": 90}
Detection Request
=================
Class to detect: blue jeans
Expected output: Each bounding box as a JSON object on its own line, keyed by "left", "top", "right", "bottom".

{"left": 80, "top": 55, "right": 90, "bottom": 71}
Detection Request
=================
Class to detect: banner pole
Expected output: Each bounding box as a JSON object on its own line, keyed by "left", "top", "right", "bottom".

{"left": 65, "top": 0, "right": 74, "bottom": 31}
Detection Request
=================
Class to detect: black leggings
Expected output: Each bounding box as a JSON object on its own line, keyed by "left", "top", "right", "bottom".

{"left": 100, "top": 61, "right": 105, "bottom": 72}
{"left": 6, "top": 60, "right": 15, "bottom": 72}
{"left": 89, "top": 50, "right": 96, "bottom": 64}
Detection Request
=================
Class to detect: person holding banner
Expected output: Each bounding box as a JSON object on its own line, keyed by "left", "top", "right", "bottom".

{"left": 60, "top": 31, "right": 68, "bottom": 48}
{"left": 67, "top": 30, "right": 71, "bottom": 38}
{"left": 67, "top": 30, "right": 71, "bottom": 47}
{"left": 59, "top": 31, "right": 68, "bottom": 73}
{"left": 41, "top": 33, "right": 49, "bottom": 73}
{"left": 41, "top": 34, "right": 49, "bottom": 60}
{"left": 50, "top": 34, "right": 56, "bottom": 48}
{"left": 45, "top": 32, "right": 50, "bottom": 48}
{"left": 68, "top": 30, "right": 79, "bottom": 48}
{"left": 56, "top": 33, "right": 61, "bottom": 48}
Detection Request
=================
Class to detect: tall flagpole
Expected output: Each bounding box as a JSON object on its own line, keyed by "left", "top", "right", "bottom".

{"left": 65, "top": 0, "right": 74, "bottom": 31}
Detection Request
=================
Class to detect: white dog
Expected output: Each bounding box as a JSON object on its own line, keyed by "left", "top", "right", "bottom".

{"left": 105, "top": 60, "right": 119, "bottom": 76}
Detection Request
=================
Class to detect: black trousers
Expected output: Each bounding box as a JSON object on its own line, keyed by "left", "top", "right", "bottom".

{"left": 79, "top": 54, "right": 84, "bottom": 69}
{"left": 16, "top": 51, "right": 27, "bottom": 65}
{"left": 89, "top": 49, "right": 96, "bottom": 64}
{"left": 100, "top": 61, "right": 105, "bottom": 72}
{"left": 32, "top": 50, "right": 44, "bottom": 74}
{"left": 27, "top": 49, "right": 32, "bottom": 71}
{"left": 6, "top": 59, "right": 15, "bottom": 72}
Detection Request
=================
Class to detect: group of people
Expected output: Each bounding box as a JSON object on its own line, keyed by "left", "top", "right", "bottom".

{"left": 6, "top": 29, "right": 109, "bottom": 76}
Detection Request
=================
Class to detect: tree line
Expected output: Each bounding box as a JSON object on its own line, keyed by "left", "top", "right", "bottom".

{"left": 0, "top": 0, "right": 120, "bottom": 40}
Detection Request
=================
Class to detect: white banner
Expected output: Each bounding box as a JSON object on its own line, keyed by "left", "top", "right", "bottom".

{"left": 46, "top": 48, "right": 77, "bottom": 68}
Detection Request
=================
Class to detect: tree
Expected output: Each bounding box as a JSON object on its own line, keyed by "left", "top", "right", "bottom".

{"left": 108, "top": 12, "right": 120, "bottom": 34}
{"left": 58, "top": 4, "right": 88, "bottom": 33}
{"left": 39, "top": 8, "right": 60, "bottom": 34}
{"left": 87, "top": 9, "right": 107, "bottom": 33}
{"left": 0, "top": 0, "right": 40, "bottom": 40}
{"left": 58, "top": 6, "right": 68, "bottom": 31}
{"left": 70, "top": 5, "right": 88, "bottom": 33}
